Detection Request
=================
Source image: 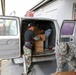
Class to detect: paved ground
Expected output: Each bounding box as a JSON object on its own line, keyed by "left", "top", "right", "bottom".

{"left": 1, "top": 59, "right": 68, "bottom": 75}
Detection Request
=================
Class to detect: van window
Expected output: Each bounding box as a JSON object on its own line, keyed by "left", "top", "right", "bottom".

{"left": 61, "top": 22, "right": 75, "bottom": 35}
{"left": 0, "top": 19, "right": 18, "bottom": 36}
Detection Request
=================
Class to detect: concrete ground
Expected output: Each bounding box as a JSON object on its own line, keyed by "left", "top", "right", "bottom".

{"left": 1, "top": 59, "right": 68, "bottom": 75}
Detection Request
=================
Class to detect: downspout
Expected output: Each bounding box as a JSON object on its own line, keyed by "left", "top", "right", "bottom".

{"left": 1, "top": 0, "right": 5, "bottom": 16}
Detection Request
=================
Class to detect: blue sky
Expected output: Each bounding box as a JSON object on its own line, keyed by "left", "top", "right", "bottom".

{"left": 5, "top": 0, "right": 42, "bottom": 17}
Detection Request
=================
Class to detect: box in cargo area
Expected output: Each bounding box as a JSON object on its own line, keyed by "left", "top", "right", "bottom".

{"left": 34, "top": 26, "right": 41, "bottom": 35}
{"left": 34, "top": 30, "right": 42, "bottom": 35}
{"left": 37, "top": 34, "right": 45, "bottom": 41}
{"left": 35, "top": 41, "right": 44, "bottom": 52}
{"left": 35, "top": 47, "right": 44, "bottom": 52}
{"left": 51, "top": 72, "right": 76, "bottom": 75}
{"left": 35, "top": 41, "right": 43, "bottom": 47}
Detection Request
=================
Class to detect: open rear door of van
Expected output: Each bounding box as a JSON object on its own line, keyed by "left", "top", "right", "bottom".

{"left": 60, "top": 20, "right": 75, "bottom": 43}
{"left": 0, "top": 16, "right": 20, "bottom": 59}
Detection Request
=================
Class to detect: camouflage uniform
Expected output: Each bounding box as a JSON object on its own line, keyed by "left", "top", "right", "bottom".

{"left": 23, "top": 46, "right": 31, "bottom": 72}
{"left": 55, "top": 42, "right": 76, "bottom": 72}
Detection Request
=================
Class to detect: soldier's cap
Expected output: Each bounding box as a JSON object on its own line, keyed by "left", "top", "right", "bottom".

{"left": 27, "top": 23, "right": 35, "bottom": 28}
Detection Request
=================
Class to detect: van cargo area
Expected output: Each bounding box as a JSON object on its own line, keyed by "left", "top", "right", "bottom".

{"left": 21, "top": 18, "right": 56, "bottom": 58}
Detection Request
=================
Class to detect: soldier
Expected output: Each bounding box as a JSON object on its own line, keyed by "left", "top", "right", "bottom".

{"left": 55, "top": 42, "right": 76, "bottom": 72}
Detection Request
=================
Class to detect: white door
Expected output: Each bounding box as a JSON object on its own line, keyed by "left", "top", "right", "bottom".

{"left": 0, "top": 16, "right": 20, "bottom": 59}
{"left": 60, "top": 20, "right": 75, "bottom": 43}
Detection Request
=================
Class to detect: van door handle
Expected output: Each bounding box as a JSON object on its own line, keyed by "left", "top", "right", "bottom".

{"left": 70, "top": 39, "right": 73, "bottom": 41}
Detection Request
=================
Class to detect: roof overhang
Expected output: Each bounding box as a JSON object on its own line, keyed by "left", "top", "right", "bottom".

{"left": 30, "top": 0, "right": 53, "bottom": 11}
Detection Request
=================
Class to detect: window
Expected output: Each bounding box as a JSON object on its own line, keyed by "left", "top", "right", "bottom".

{"left": 9, "top": 21, "right": 18, "bottom": 35}
{"left": 61, "top": 22, "right": 75, "bottom": 35}
{"left": 0, "top": 19, "right": 18, "bottom": 36}
{"left": 73, "top": 3, "right": 76, "bottom": 20}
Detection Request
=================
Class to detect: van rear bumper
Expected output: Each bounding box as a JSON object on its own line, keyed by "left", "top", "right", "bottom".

{"left": 33, "top": 54, "right": 55, "bottom": 62}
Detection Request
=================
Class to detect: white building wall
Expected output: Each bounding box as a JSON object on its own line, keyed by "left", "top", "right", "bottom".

{"left": 34, "top": 0, "right": 76, "bottom": 27}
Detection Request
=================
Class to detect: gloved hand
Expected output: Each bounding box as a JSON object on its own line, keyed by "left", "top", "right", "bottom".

{"left": 33, "top": 36, "right": 41, "bottom": 40}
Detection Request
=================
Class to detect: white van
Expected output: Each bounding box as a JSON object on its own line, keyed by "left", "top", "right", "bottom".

{"left": 1, "top": 16, "right": 76, "bottom": 75}
{"left": 0, "top": 16, "right": 60, "bottom": 60}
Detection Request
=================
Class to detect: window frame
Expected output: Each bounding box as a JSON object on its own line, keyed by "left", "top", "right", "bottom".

{"left": 73, "top": 3, "right": 76, "bottom": 20}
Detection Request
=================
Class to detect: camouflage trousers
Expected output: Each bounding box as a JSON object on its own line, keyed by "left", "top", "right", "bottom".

{"left": 23, "top": 46, "right": 31, "bottom": 72}
{"left": 55, "top": 42, "right": 76, "bottom": 72}
{"left": 56, "top": 58, "right": 76, "bottom": 72}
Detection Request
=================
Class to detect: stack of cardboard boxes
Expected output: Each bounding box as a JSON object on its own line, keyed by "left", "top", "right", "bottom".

{"left": 35, "top": 34, "right": 45, "bottom": 53}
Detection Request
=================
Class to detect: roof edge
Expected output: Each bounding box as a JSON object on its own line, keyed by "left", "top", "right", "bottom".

{"left": 30, "top": 0, "right": 52, "bottom": 11}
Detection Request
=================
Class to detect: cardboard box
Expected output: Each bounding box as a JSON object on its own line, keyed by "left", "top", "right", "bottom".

{"left": 34, "top": 26, "right": 41, "bottom": 35}
{"left": 35, "top": 40, "right": 44, "bottom": 52}
{"left": 35, "top": 41, "right": 43, "bottom": 47}
{"left": 51, "top": 72, "right": 76, "bottom": 75}
{"left": 35, "top": 47, "right": 44, "bottom": 52}
{"left": 34, "top": 30, "right": 42, "bottom": 35}
{"left": 37, "top": 34, "right": 45, "bottom": 41}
